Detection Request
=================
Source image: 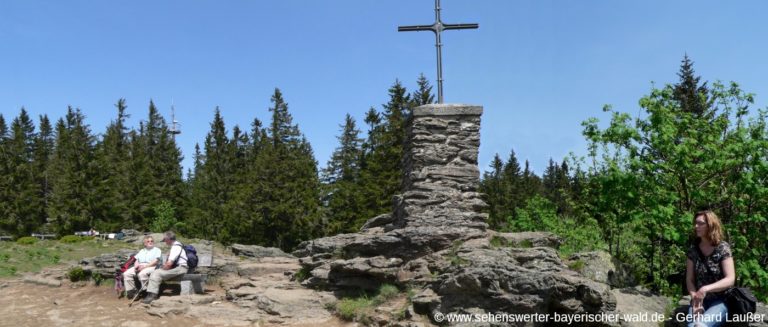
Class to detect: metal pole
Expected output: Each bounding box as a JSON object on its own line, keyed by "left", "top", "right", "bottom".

{"left": 434, "top": 0, "right": 444, "bottom": 104}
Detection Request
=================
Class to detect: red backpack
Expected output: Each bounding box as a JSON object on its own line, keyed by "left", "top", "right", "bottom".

{"left": 114, "top": 255, "right": 136, "bottom": 297}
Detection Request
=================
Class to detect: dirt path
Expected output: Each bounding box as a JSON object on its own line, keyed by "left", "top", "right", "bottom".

{"left": 0, "top": 279, "right": 354, "bottom": 327}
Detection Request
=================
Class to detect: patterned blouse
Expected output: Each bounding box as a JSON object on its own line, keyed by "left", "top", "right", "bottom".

{"left": 686, "top": 241, "right": 732, "bottom": 300}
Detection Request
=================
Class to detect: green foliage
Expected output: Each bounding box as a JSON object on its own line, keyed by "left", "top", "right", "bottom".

{"left": 16, "top": 236, "right": 37, "bottom": 245}
{"left": 568, "top": 260, "right": 585, "bottom": 272}
{"left": 505, "top": 196, "right": 605, "bottom": 256}
{"left": 150, "top": 201, "right": 179, "bottom": 233}
{"left": 92, "top": 271, "right": 104, "bottom": 285}
{"left": 336, "top": 296, "right": 374, "bottom": 322}
{"left": 489, "top": 235, "right": 506, "bottom": 248}
{"left": 582, "top": 56, "right": 768, "bottom": 299}
{"left": 59, "top": 235, "right": 85, "bottom": 243}
{"left": 377, "top": 284, "right": 399, "bottom": 302}
{"left": 66, "top": 266, "right": 88, "bottom": 282}
{"left": 294, "top": 266, "right": 310, "bottom": 282}
{"left": 447, "top": 241, "right": 469, "bottom": 266}
{"left": 333, "top": 284, "right": 402, "bottom": 322}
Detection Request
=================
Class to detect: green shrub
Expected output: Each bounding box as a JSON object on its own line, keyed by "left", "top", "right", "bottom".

{"left": 59, "top": 235, "right": 85, "bottom": 243}
{"left": 376, "top": 284, "right": 399, "bottom": 303}
{"left": 489, "top": 235, "right": 506, "bottom": 248}
{"left": 337, "top": 296, "right": 374, "bottom": 321}
{"left": 92, "top": 272, "right": 104, "bottom": 285}
{"left": 0, "top": 253, "right": 9, "bottom": 263}
{"left": 568, "top": 259, "right": 585, "bottom": 272}
{"left": 150, "top": 201, "right": 180, "bottom": 233}
{"left": 16, "top": 236, "right": 37, "bottom": 245}
{"left": 507, "top": 196, "right": 605, "bottom": 256}
{"left": 67, "top": 266, "right": 88, "bottom": 282}
{"left": 333, "top": 284, "right": 403, "bottom": 322}
{"left": 294, "top": 266, "right": 311, "bottom": 282}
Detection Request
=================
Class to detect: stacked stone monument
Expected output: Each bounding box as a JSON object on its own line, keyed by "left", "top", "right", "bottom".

{"left": 294, "top": 104, "right": 618, "bottom": 325}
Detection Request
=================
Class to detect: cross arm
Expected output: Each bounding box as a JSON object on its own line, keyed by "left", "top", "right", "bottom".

{"left": 398, "top": 25, "right": 436, "bottom": 32}
{"left": 443, "top": 23, "right": 479, "bottom": 30}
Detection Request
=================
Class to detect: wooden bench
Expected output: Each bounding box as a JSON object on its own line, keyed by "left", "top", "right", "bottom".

{"left": 159, "top": 247, "right": 213, "bottom": 295}
{"left": 31, "top": 233, "right": 56, "bottom": 240}
{"left": 0, "top": 236, "right": 12, "bottom": 241}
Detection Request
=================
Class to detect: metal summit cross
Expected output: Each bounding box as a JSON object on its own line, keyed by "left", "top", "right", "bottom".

{"left": 398, "top": 0, "right": 478, "bottom": 104}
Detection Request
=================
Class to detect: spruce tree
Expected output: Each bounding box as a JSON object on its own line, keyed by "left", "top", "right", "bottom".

{"left": 189, "top": 108, "right": 232, "bottom": 241}
{"left": 93, "top": 99, "right": 131, "bottom": 231}
{"left": 47, "top": 107, "right": 96, "bottom": 234}
{"left": 412, "top": 73, "right": 435, "bottom": 107}
{"left": 5, "top": 108, "right": 40, "bottom": 235}
{"left": 322, "top": 114, "right": 365, "bottom": 234}
{"left": 480, "top": 154, "right": 506, "bottom": 229}
{"left": 254, "top": 88, "right": 321, "bottom": 249}
{"left": 34, "top": 115, "right": 54, "bottom": 231}
{"left": 358, "top": 81, "right": 412, "bottom": 219}
{"left": 0, "top": 115, "right": 8, "bottom": 234}
{"left": 673, "top": 55, "right": 712, "bottom": 118}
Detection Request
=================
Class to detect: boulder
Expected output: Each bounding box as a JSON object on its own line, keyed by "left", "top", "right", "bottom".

{"left": 569, "top": 251, "right": 636, "bottom": 288}
{"left": 231, "top": 244, "right": 294, "bottom": 259}
{"left": 611, "top": 287, "right": 670, "bottom": 327}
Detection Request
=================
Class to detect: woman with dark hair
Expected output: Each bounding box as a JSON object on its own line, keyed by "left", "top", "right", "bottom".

{"left": 685, "top": 210, "right": 735, "bottom": 327}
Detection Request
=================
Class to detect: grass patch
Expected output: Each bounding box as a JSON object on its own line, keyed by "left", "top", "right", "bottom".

{"left": 332, "top": 284, "right": 402, "bottom": 322}
{"left": 447, "top": 241, "right": 468, "bottom": 266}
{"left": 59, "top": 235, "right": 87, "bottom": 243}
{"left": 568, "top": 259, "right": 585, "bottom": 272}
{"left": 0, "top": 238, "right": 134, "bottom": 279}
{"left": 294, "top": 266, "right": 311, "bottom": 282}
{"left": 16, "top": 236, "right": 37, "bottom": 245}
{"left": 517, "top": 239, "right": 534, "bottom": 248}
{"left": 490, "top": 235, "right": 507, "bottom": 248}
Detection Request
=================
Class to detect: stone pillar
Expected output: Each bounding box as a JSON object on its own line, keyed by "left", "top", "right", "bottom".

{"left": 394, "top": 104, "right": 488, "bottom": 230}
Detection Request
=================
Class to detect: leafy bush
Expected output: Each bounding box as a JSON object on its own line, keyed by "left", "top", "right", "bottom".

{"left": 16, "top": 236, "right": 37, "bottom": 245}
{"left": 506, "top": 196, "right": 605, "bottom": 256}
{"left": 337, "top": 296, "right": 374, "bottom": 321}
{"left": 67, "top": 266, "right": 88, "bottom": 282}
{"left": 60, "top": 235, "right": 85, "bottom": 243}
{"left": 294, "top": 266, "right": 310, "bottom": 282}
{"left": 568, "top": 260, "right": 585, "bottom": 272}
{"left": 92, "top": 272, "right": 104, "bottom": 285}
{"left": 376, "top": 284, "right": 399, "bottom": 302}
{"left": 150, "top": 201, "right": 180, "bottom": 233}
{"left": 334, "top": 284, "right": 402, "bottom": 322}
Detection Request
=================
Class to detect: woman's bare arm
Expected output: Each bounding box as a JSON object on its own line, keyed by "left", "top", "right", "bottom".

{"left": 699, "top": 257, "right": 735, "bottom": 293}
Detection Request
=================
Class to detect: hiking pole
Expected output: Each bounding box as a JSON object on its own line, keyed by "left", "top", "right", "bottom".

{"left": 128, "top": 280, "right": 149, "bottom": 307}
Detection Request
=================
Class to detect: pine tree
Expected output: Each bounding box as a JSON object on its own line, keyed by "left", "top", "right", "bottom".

{"left": 322, "top": 114, "right": 365, "bottom": 234}
{"left": 4, "top": 108, "right": 40, "bottom": 235}
{"left": 0, "top": 115, "right": 9, "bottom": 234}
{"left": 189, "top": 108, "right": 232, "bottom": 241}
{"left": 47, "top": 107, "right": 96, "bottom": 234}
{"left": 412, "top": 73, "right": 435, "bottom": 107}
{"left": 480, "top": 154, "right": 505, "bottom": 229}
{"left": 34, "top": 115, "right": 54, "bottom": 232}
{"left": 93, "top": 99, "right": 131, "bottom": 231}
{"left": 128, "top": 101, "right": 184, "bottom": 230}
{"left": 358, "top": 80, "right": 412, "bottom": 220}
{"left": 673, "top": 55, "right": 712, "bottom": 118}
{"left": 254, "top": 88, "right": 321, "bottom": 249}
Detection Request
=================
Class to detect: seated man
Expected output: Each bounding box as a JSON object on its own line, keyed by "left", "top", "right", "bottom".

{"left": 123, "top": 235, "right": 161, "bottom": 299}
{"left": 143, "top": 231, "right": 188, "bottom": 304}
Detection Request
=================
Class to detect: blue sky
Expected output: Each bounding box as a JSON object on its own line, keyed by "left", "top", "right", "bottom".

{"left": 2, "top": 1, "right": 768, "bottom": 176}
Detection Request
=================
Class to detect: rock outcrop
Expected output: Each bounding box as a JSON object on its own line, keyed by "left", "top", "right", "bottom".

{"left": 294, "top": 104, "right": 620, "bottom": 325}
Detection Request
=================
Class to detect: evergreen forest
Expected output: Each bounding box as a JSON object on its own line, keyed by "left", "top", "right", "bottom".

{"left": 1, "top": 59, "right": 767, "bottom": 301}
